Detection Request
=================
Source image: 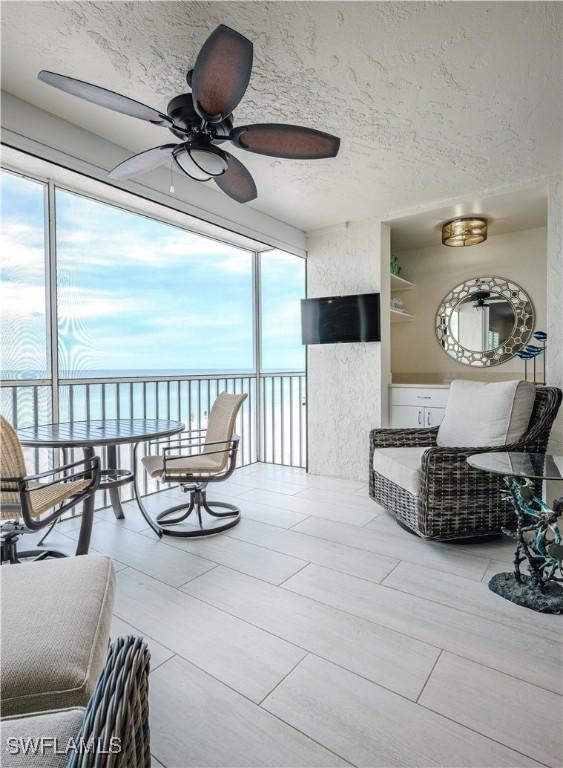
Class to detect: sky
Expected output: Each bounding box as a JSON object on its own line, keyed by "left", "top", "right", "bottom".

{"left": 0, "top": 170, "right": 305, "bottom": 379}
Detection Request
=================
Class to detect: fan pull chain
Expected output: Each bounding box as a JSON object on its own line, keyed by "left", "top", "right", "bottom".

{"left": 169, "top": 162, "right": 175, "bottom": 194}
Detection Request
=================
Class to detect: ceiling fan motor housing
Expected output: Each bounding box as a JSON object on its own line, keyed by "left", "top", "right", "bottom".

{"left": 167, "top": 93, "right": 200, "bottom": 133}
{"left": 167, "top": 92, "right": 233, "bottom": 142}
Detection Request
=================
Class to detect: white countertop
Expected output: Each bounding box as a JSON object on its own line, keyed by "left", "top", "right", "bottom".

{"left": 390, "top": 383, "right": 450, "bottom": 388}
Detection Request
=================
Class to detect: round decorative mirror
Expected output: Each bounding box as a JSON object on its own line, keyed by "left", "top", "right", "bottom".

{"left": 435, "top": 276, "right": 535, "bottom": 367}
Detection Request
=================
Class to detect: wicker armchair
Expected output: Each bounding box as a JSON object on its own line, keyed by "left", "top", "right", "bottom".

{"left": 0, "top": 635, "right": 150, "bottom": 767}
{"left": 68, "top": 635, "right": 151, "bottom": 768}
{"left": 369, "top": 386, "right": 562, "bottom": 541}
{"left": 0, "top": 416, "right": 100, "bottom": 562}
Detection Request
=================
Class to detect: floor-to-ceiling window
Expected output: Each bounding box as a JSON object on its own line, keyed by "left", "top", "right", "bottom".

{"left": 0, "top": 171, "right": 52, "bottom": 449}
{"left": 0, "top": 161, "right": 306, "bottom": 483}
{"left": 259, "top": 249, "right": 306, "bottom": 465}
{"left": 1, "top": 171, "right": 49, "bottom": 381}
{"left": 56, "top": 189, "right": 254, "bottom": 379}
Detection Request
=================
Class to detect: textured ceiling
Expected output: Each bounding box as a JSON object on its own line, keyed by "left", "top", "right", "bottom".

{"left": 1, "top": 1, "right": 561, "bottom": 231}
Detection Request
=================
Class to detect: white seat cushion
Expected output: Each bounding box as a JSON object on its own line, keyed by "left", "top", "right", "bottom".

{"left": 437, "top": 379, "right": 535, "bottom": 448}
{"left": 372, "top": 446, "right": 430, "bottom": 496}
{"left": 142, "top": 453, "right": 222, "bottom": 478}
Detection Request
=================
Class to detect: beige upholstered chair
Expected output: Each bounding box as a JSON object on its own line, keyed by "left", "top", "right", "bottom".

{"left": 0, "top": 416, "right": 100, "bottom": 563}
{"left": 134, "top": 392, "right": 247, "bottom": 538}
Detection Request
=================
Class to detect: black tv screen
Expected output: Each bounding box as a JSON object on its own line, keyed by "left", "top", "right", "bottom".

{"left": 301, "top": 293, "right": 380, "bottom": 345}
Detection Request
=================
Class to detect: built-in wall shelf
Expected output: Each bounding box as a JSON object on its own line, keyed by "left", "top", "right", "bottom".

{"left": 390, "top": 274, "right": 416, "bottom": 292}
{"left": 391, "top": 308, "right": 414, "bottom": 323}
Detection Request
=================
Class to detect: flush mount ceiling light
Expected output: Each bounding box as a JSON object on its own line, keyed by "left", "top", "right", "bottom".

{"left": 37, "top": 24, "right": 340, "bottom": 204}
{"left": 442, "top": 217, "right": 488, "bottom": 247}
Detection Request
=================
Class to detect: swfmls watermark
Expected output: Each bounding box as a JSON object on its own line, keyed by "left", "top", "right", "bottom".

{"left": 5, "top": 736, "right": 121, "bottom": 757}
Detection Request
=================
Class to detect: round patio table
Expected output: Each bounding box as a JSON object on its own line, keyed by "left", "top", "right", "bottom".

{"left": 17, "top": 419, "right": 184, "bottom": 553}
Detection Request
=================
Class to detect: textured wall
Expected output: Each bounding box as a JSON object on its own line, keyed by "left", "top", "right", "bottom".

{"left": 307, "top": 220, "right": 382, "bottom": 480}
{"left": 392, "top": 227, "right": 548, "bottom": 383}
{"left": 546, "top": 179, "right": 563, "bottom": 454}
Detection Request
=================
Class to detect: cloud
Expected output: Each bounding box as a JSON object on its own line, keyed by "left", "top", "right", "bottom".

{"left": 262, "top": 299, "right": 302, "bottom": 340}
{"left": 57, "top": 285, "right": 148, "bottom": 319}
{"left": 0, "top": 281, "right": 46, "bottom": 317}
{"left": 0, "top": 222, "right": 45, "bottom": 276}
{"left": 56, "top": 193, "right": 252, "bottom": 272}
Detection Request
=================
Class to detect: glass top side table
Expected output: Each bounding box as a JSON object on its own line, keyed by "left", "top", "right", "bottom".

{"left": 467, "top": 452, "right": 563, "bottom": 614}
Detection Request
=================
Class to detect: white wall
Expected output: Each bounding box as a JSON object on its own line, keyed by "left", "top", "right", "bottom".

{"left": 391, "top": 227, "right": 548, "bottom": 383}
{"left": 0, "top": 92, "right": 306, "bottom": 257}
{"left": 546, "top": 179, "right": 563, "bottom": 455}
{"left": 306, "top": 220, "right": 385, "bottom": 481}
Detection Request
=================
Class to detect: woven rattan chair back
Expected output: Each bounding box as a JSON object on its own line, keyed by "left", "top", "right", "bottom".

{"left": 205, "top": 392, "right": 247, "bottom": 471}
{"left": 0, "top": 416, "right": 27, "bottom": 511}
{"left": 521, "top": 386, "right": 562, "bottom": 453}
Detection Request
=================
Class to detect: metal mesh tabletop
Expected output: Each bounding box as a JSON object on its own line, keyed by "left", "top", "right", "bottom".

{"left": 17, "top": 419, "right": 184, "bottom": 448}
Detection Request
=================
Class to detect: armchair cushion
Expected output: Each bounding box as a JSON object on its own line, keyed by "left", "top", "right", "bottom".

{"left": 437, "top": 379, "right": 535, "bottom": 448}
{"left": 0, "top": 707, "right": 85, "bottom": 767}
{"left": 372, "top": 447, "right": 430, "bottom": 496}
{"left": 0, "top": 555, "right": 115, "bottom": 717}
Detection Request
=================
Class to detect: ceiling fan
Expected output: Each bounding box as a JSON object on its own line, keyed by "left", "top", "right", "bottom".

{"left": 38, "top": 24, "right": 340, "bottom": 204}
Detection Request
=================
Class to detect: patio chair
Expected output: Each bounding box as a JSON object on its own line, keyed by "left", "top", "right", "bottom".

{"left": 369, "top": 384, "right": 562, "bottom": 541}
{"left": 0, "top": 416, "right": 100, "bottom": 563}
{"left": 135, "top": 392, "right": 247, "bottom": 538}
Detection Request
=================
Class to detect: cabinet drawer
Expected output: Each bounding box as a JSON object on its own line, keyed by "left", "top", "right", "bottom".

{"left": 391, "top": 387, "right": 449, "bottom": 409}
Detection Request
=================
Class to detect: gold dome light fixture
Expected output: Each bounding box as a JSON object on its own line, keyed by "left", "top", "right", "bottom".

{"left": 442, "top": 217, "right": 488, "bottom": 247}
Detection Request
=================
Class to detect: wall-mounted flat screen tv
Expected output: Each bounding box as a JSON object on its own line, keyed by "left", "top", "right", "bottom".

{"left": 301, "top": 293, "right": 380, "bottom": 345}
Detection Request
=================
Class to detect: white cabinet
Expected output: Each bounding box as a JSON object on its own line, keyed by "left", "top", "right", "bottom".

{"left": 391, "top": 405, "right": 424, "bottom": 428}
{"left": 390, "top": 386, "right": 449, "bottom": 429}
{"left": 424, "top": 406, "right": 446, "bottom": 428}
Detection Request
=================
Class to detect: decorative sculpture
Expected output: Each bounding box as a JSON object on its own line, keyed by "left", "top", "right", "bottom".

{"left": 489, "top": 478, "right": 563, "bottom": 614}
{"left": 517, "top": 330, "right": 547, "bottom": 384}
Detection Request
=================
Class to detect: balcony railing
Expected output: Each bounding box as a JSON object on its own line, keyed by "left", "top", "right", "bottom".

{"left": 1, "top": 371, "right": 306, "bottom": 508}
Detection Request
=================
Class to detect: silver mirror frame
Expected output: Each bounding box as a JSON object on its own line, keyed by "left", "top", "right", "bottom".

{"left": 435, "top": 276, "right": 535, "bottom": 367}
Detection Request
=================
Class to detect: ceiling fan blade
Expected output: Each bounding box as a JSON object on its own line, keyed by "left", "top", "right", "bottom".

{"left": 214, "top": 151, "right": 257, "bottom": 203}
{"left": 108, "top": 144, "right": 177, "bottom": 180}
{"left": 231, "top": 124, "right": 340, "bottom": 159}
{"left": 38, "top": 70, "right": 173, "bottom": 127}
{"left": 191, "top": 25, "right": 253, "bottom": 123}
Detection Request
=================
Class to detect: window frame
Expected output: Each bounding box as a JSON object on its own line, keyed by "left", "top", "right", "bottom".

{"left": 1, "top": 162, "right": 306, "bottom": 444}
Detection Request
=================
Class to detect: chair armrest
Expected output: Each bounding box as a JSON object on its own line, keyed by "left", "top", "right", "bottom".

{"left": 0, "top": 457, "right": 100, "bottom": 494}
{"left": 422, "top": 441, "right": 525, "bottom": 470}
{"left": 419, "top": 442, "right": 532, "bottom": 508}
{"left": 68, "top": 635, "right": 150, "bottom": 768}
{"left": 162, "top": 438, "right": 238, "bottom": 472}
{"left": 370, "top": 427, "right": 439, "bottom": 449}
{"left": 147, "top": 428, "right": 207, "bottom": 450}
{"left": 162, "top": 436, "right": 237, "bottom": 456}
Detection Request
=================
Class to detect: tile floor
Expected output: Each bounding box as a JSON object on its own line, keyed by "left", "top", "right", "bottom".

{"left": 48, "top": 463, "right": 562, "bottom": 768}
